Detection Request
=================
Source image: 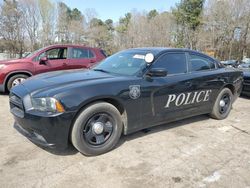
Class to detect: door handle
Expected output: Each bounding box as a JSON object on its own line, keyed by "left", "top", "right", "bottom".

{"left": 63, "top": 63, "right": 67, "bottom": 66}
{"left": 185, "top": 81, "right": 192, "bottom": 87}
{"left": 90, "top": 60, "right": 95, "bottom": 63}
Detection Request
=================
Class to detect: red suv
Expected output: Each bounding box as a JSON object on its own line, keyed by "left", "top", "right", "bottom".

{"left": 0, "top": 44, "right": 106, "bottom": 92}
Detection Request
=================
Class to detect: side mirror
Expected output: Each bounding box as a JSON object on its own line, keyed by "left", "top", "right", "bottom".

{"left": 147, "top": 68, "right": 167, "bottom": 77}
{"left": 39, "top": 56, "right": 48, "bottom": 65}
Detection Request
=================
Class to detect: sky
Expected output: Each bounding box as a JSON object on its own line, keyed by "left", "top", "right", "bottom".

{"left": 61, "top": 0, "right": 180, "bottom": 22}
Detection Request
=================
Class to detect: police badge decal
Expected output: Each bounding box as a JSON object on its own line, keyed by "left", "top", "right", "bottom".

{"left": 129, "top": 85, "right": 141, "bottom": 99}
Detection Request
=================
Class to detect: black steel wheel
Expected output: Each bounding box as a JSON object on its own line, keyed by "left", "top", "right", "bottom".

{"left": 71, "top": 102, "right": 123, "bottom": 156}
{"left": 210, "top": 88, "right": 233, "bottom": 120}
{"left": 218, "top": 93, "right": 231, "bottom": 115}
{"left": 84, "top": 113, "right": 114, "bottom": 146}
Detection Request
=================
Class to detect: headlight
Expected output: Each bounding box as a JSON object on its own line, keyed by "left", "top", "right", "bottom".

{"left": 0, "top": 64, "right": 6, "bottom": 69}
{"left": 31, "top": 97, "right": 65, "bottom": 113}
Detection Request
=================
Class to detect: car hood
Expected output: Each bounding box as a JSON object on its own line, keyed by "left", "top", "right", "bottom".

{"left": 19, "top": 69, "right": 116, "bottom": 95}
{"left": 0, "top": 58, "right": 29, "bottom": 65}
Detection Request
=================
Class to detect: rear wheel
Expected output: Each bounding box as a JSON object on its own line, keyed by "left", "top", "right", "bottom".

{"left": 71, "top": 102, "right": 123, "bottom": 156}
{"left": 210, "top": 88, "right": 233, "bottom": 120}
{"left": 7, "top": 74, "right": 28, "bottom": 92}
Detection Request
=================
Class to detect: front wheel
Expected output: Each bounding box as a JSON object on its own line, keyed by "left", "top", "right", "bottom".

{"left": 210, "top": 88, "right": 233, "bottom": 120}
{"left": 71, "top": 102, "right": 123, "bottom": 156}
{"left": 7, "top": 74, "right": 28, "bottom": 92}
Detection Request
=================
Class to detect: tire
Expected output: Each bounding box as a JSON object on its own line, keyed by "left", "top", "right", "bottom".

{"left": 210, "top": 88, "right": 233, "bottom": 120}
{"left": 7, "top": 74, "right": 29, "bottom": 92}
{"left": 71, "top": 102, "right": 123, "bottom": 156}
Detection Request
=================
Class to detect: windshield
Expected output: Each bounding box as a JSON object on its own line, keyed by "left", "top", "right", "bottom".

{"left": 92, "top": 51, "right": 149, "bottom": 76}
{"left": 25, "top": 47, "right": 47, "bottom": 58}
{"left": 243, "top": 59, "right": 250, "bottom": 64}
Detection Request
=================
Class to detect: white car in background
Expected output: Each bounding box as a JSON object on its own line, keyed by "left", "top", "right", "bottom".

{"left": 238, "top": 58, "right": 250, "bottom": 69}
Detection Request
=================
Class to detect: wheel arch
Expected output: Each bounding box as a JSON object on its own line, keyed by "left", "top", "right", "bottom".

{"left": 223, "top": 84, "right": 236, "bottom": 96}
{"left": 210, "top": 84, "right": 235, "bottom": 120}
{"left": 4, "top": 71, "right": 33, "bottom": 91}
{"left": 68, "top": 97, "right": 128, "bottom": 144}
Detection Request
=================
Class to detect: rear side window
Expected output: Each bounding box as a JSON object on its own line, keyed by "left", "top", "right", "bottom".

{"left": 189, "top": 54, "right": 215, "bottom": 72}
{"left": 70, "top": 48, "right": 95, "bottom": 59}
{"left": 152, "top": 53, "right": 187, "bottom": 75}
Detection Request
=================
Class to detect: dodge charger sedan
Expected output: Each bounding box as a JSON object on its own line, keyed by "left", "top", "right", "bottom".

{"left": 9, "top": 48, "right": 243, "bottom": 155}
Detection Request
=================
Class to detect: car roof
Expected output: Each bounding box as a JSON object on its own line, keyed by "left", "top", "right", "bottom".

{"left": 124, "top": 47, "right": 213, "bottom": 58}
{"left": 46, "top": 44, "right": 99, "bottom": 50}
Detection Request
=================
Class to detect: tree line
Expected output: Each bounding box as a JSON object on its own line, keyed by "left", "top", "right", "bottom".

{"left": 0, "top": 0, "right": 249, "bottom": 60}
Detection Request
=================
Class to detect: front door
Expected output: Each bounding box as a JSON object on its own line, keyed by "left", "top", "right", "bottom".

{"left": 140, "top": 52, "right": 196, "bottom": 128}
{"left": 34, "top": 47, "right": 68, "bottom": 74}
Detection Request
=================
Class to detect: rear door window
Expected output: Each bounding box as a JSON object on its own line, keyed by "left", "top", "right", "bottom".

{"left": 70, "top": 48, "right": 95, "bottom": 59}
{"left": 189, "top": 54, "right": 215, "bottom": 72}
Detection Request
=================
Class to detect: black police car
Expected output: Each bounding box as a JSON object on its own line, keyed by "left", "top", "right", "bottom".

{"left": 9, "top": 48, "right": 243, "bottom": 155}
{"left": 242, "top": 70, "right": 250, "bottom": 96}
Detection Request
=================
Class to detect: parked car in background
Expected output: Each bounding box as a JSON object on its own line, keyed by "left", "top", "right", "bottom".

{"left": 242, "top": 70, "right": 250, "bottom": 96}
{"left": 221, "top": 60, "right": 239, "bottom": 68}
{"left": 0, "top": 44, "right": 106, "bottom": 92}
{"left": 238, "top": 58, "right": 250, "bottom": 69}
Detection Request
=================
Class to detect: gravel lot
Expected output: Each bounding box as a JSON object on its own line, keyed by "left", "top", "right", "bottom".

{"left": 0, "top": 94, "right": 250, "bottom": 188}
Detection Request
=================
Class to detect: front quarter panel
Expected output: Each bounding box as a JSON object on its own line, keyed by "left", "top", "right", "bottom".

{"left": 51, "top": 78, "right": 144, "bottom": 134}
{"left": 2, "top": 61, "right": 34, "bottom": 88}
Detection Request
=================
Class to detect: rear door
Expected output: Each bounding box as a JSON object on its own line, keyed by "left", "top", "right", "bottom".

{"left": 67, "top": 47, "right": 97, "bottom": 69}
{"left": 187, "top": 52, "right": 225, "bottom": 112}
{"left": 34, "top": 47, "right": 68, "bottom": 74}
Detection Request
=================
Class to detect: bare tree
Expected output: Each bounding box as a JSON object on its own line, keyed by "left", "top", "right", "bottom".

{"left": 0, "top": 0, "right": 25, "bottom": 57}
{"left": 38, "top": 0, "right": 56, "bottom": 46}
{"left": 20, "top": 0, "right": 40, "bottom": 51}
{"left": 115, "top": 11, "right": 174, "bottom": 49}
{"left": 84, "top": 8, "right": 98, "bottom": 25}
{"left": 202, "top": 0, "right": 250, "bottom": 60}
{"left": 56, "top": 2, "right": 70, "bottom": 43}
{"left": 1, "top": 0, "right": 249, "bottom": 59}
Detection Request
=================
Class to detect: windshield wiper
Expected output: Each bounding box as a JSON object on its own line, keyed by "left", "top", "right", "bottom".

{"left": 93, "top": 69, "right": 110, "bottom": 73}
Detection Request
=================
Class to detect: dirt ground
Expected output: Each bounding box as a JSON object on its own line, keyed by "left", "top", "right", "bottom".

{"left": 0, "top": 94, "right": 250, "bottom": 188}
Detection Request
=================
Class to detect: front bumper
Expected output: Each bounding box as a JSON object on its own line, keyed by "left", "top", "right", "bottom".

{"left": 11, "top": 103, "right": 76, "bottom": 149}
{"left": 9, "top": 85, "right": 78, "bottom": 150}
{"left": 14, "top": 122, "right": 55, "bottom": 148}
{"left": 12, "top": 111, "right": 76, "bottom": 149}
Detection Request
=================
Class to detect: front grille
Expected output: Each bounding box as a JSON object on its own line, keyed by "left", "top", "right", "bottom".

{"left": 9, "top": 92, "right": 24, "bottom": 110}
